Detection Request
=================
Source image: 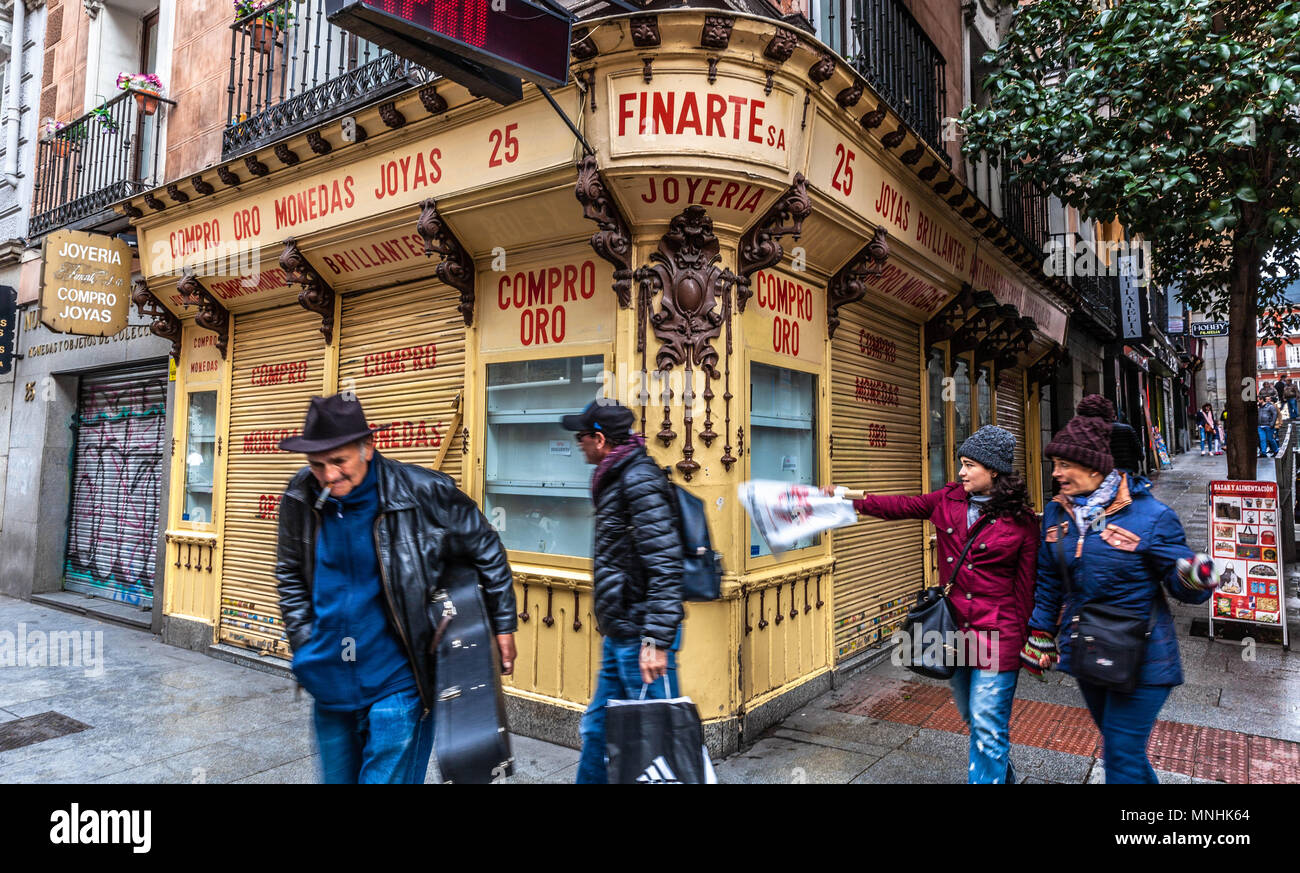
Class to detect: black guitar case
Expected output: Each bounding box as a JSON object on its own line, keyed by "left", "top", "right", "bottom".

{"left": 431, "top": 562, "right": 514, "bottom": 784}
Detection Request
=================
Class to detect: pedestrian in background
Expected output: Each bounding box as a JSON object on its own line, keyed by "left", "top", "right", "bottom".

{"left": 1021, "top": 396, "right": 1218, "bottom": 783}
{"left": 845, "top": 426, "right": 1038, "bottom": 784}
{"left": 1284, "top": 376, "right": 1300, "bottom": 421}
{"left": 1217, "top": 409, "right": 1227, "bottom": 456}
{"left": 562, "top": 400, "right": 685, "bottom": 784}
{"left": 1196, "top": 403, "right": 1217, "bottom": 457}
{"left": 275, "top": 393, "right": 517, "bottom": 784}
{"left": 1258, "top": 396, "right": 1280, "bottom": 457}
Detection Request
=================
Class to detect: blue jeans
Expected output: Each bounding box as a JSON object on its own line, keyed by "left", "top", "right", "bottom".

{"left": 1289, "top": 398, "right": 1298, "bottom": 419}
{"left": 1258, "top": 426, "right": 1280, "bottom": 455}
{"left": 1199, "top": 429, "right": 1213, "bottom": 452}
{"left": 1078, "top": 681, "right": 1170, "bottom": 784}
{"left": 312, "top": 687, "right": 434, "bottom": 783}
{"left": 576, "top": 630, "right": 681, "bottom": 784}
{"left": 949, "top": 667, "right": 1019, "bottom": 784}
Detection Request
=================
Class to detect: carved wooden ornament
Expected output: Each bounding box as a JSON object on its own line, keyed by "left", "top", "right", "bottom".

{"left": 737, "top": 173, "right": 812, "bottom": 312}
{"left": 574, "top": 155, "right": 634, "bottom": 308}
{"left": 178, "top": 272, "right": 230, "bottom": 358}
{"left": 416, "top": 199, "right": 475, "bottom": 325}
{"left": 281, "top": 238, "right": 337, "bottom": 344}
{"left": 826, "top": 227, "right": 891, "bottom": 338}
{"left": 131, "top": 281, "right": 181, "bottom": 362}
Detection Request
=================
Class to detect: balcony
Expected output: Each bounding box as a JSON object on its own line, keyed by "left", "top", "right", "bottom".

{"left": 1001, "top": 166, "right": 1049, "bottom": 261}
{"left": 223, "top": 0, "right": 433, "bottom": 158}
{"left": 30, "top": 90, "right": 174, "bottom": 237}
{"left": 1047, "top": 232, "right": 1119, "bottom": 339}
{"left": 849, "top": 0, "right": 949, "bottom": 163}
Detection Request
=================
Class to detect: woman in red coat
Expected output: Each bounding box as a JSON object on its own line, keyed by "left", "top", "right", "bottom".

{"left": 849, "top": 425, "right": 1038, "bottom": 783}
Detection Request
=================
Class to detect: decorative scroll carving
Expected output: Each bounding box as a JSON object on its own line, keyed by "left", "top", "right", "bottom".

{"left": 143, "top": 192, "right": 166, "bottom": 212}
{"left": 835, "top": 83, "right": 863, "bottom": 109}
{"left": 707, "top": 57, "right": 719, "bottom": 84}
{"left": 736, "top": 172, "right": 811, "bottom": 312}
{"left": 642, "top": 57, "right": 653, "bottom": 83}
{"left": 574, "top": 155, "right": 633, "bottom": 308}
{"left": 280, "top": 238, "right": 337, "bottom": 344}
{"left": 826, "top": 227, "right": 890, "bottom": 338}
{"left": 900, "top": 142, "right": 926, "bottom": 165}
{"left": 123, "top": 204, "right": 143, "bottom": 219}
{"left": 419, "top": 84, "right": 448, "bottom": 115}
{"left": 131, "top": 281, "right": 181, "bottom": 361}
{"left": 306, "top": 130, "right": 332, "bottom": 155}
{"left": 273, "top": 143, "right": 300, "bottom": 165}
{"left": 630, "top": 15, "right": 659, "bottom": 46}
{"left": 860, "top": 102, "right": 888, "bottom": 130}
{"left": 809, "top": 51, "right": 836, "bottom": 84}
{"left": 946, "top": 191, "right": 968, "bottom": 208}
{"left": 764, "top": 29, "right": 798, "bottom": 63}
{"left": 417, "top": 198, "right": 475, "bottom": 325}
{"left": 571, "top": 27, "right": 598, "bottom": 60}
{"left": 245, "top": 154, "right": 269, "bottom": 176}
{"left": 217, "top": 166, "right": 241, "bottom": 186}
{"left": 764, "top": 69, "right": 776, "bottom": 96}
{"left": 918, "top": 161, "right": 941, "bottom": 181}
{"left": 166, "top": 184, "right": 189, "bottom": 204}
{"left": 634, "top": 206, "right": 738, "bottom": 480}
{"left": 379, "top": 101, "right": 406, "bottom": 129}
{"left": 178, "top": 272, "right": 230, "bottom": 358}
{"left": 700, "top": 15, "right": 733, "bottom": 49}
{"left": 881, "top": 125, "right": 907, "bottom": 149}
{"left": 933, "top": 177, "right": 954, "bottom": 195}
{"left": 192, "top": 176, "right": 215, "bottom": 196}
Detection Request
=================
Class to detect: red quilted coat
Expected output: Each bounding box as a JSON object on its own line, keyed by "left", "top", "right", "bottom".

{"left": 854, "top": 482, "right": 1038, "bottom": 672}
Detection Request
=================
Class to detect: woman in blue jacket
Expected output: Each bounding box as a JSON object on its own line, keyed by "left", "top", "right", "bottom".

{"left": 1020, "top": 396, "right": 1219, "bottom": 783}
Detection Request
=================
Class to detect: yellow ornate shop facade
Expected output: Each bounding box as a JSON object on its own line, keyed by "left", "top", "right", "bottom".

{"left": 123, "top": 10, "right": 1070, "bottom": 753}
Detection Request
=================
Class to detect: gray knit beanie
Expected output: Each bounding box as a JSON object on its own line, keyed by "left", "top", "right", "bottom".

{"left": 956, "top": 425, "right": 1016, "bottom": 475}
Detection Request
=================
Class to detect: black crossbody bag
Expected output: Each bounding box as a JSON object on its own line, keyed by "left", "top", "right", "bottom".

{"left": 900, "top": 513, "right": 993, "bottom": 680}
{"left": 1052, "top": 509, "right": 1159, "bottom": 694}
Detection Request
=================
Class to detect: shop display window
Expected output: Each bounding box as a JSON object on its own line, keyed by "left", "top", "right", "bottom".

{"left": 927, "top": 347, "right": 948, "bottom": 490}
{"left": 485, "top": 355, "right": 603, "bottom": 557}
{"left": 183, "top": 391, "right": 217, "bottom": 523}
{"left": 952, "top": 356, "right": 972, "bottom": 451}
{"left": 750, "top": 362, "right": 816, "bottom": 557}
{"left": 977, "top": 364, "right": 993, "bottom": 429}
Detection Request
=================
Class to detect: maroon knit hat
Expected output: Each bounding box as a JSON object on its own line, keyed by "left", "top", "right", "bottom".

{"left": 1044, "top": 394, "right": 1116, "bottom": 475}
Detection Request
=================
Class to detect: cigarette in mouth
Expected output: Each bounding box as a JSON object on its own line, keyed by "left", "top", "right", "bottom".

{"left": 315, "top": 486, "right": 331, "bottom": 510}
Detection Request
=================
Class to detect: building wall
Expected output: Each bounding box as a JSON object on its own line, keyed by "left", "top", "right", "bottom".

{"left": 902, "top": 0, "right": 965, "bottom": 175}
{"left": 1, "top": 0, "right": 47, "bottom": 246}
{"left": 163, "top": 0, "right": 231, "bottom": 178}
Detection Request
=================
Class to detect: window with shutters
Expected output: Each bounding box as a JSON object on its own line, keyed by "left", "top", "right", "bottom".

{"left": 484, "top": 354, "right": 603, "bottom": 558}
{"left": 1258, "top": 347, "right": 1276, "bottom": 370}
{"left": 749, "top": 362, "right": 817, "bottom": 558}
{"left": 182, "top": 390, "right": 217, "bottom": 525}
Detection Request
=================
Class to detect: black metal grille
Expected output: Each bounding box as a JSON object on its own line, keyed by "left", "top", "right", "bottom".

{"left": 849, "top": 0, "right": 949, "bottom": 163}
{"left": 30, "top": 90, "right": 174, "bottom": 237}
{"left": 1048, "top": 232, "right": 1119, "bottom": 338}
{"left": 1001, "top": 164, "right": 1049, "bottom": 260}
{"left": 223, "top": 0, "right": 432, "bottom": 158}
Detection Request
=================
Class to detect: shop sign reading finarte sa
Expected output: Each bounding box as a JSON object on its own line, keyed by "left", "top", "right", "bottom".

{"left": 40, "top": 229, "right": 132, "bottom": 336}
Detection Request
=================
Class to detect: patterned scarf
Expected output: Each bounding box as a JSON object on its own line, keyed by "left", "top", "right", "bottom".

{"left": 1070, "top": 469, "right": 1122, "bottom": 532}
{"left": 591, "top": 433, "right": 648, "bottom": 499}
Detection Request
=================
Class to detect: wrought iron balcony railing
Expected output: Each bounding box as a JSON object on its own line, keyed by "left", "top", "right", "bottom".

{"left": 31, "top": 89, "right": 174, "bottom": 237}
{"left": 1047, "top": 232, "right": 1119, "bottom": 338}
{"left": 1001, "top": 165, "right": 1050, "bottom": 261}
{"left": 849, "top": 0, "right": 949, "bottom": 163}
{"left": 223, "top": 0, "right": 433, "bottom": 158}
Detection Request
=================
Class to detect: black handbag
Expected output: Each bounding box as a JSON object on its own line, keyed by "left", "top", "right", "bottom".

{"left": 1052, "top": 514, "right": 1159, "bottom": 694}
{"left": 899, "top": 513, "right": 993, "bottom": 680}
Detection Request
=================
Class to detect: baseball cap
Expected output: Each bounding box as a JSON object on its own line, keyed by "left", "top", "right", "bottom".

{"left": 561, "top": 400, "right": 635, "bottom": 436}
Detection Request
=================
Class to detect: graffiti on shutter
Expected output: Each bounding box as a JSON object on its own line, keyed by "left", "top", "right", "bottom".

{"left": 830, "top": 306, "right": 923, "bottom": 662}
{"left": 63, "top": 364, "right": 169, "bottom": 608}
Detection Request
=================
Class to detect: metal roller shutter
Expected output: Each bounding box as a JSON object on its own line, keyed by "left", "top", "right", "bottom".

{"left": 830, "top": 307, "right": 923, "bottom": 662}
{"left": 996, "top": 367, "right": 1027, "bottom": 477}
{"left": 338, "top": 282, "right": 466, "bottom": 484}
{"left": 219, "top": 305, "right": 328, "bottom": 656}
{"left": 63, "top": 363, "right": 169, "bottom": 608}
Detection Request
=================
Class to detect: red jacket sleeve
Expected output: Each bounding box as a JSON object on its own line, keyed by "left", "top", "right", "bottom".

{"left": 1013, "top": 516, "right": 1038, "bottom": 630}
{"left": 852, "top": 488, "right": 945, "bottom": 522}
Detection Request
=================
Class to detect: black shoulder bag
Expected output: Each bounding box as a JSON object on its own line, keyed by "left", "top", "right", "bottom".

{"left": 1052, "top": 509, "right": 1159, "bottom": 694}
{"left": 899, "top": 512, "right": 993, "bottom": 680}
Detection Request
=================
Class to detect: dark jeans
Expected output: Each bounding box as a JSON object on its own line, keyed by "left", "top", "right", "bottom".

{"left": 312, "top": 687, "right": 434, "bottom": 783}
{"left": 1259, "top": 426, "right": 1280, "bottom": 456}
{"left": 1078, "top": 681, "right": 1171, "bottom": 783}
{"left": 576, "top": 628, "right": 682, "bottom": 784}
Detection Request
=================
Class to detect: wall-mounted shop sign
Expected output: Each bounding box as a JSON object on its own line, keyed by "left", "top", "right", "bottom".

{"left": 140, "top": 91, "right": 578, "bottom": 277}
{"left": 1191, "top": 321, "right": 1229, "bottom": 337}
{"left": 303, "top": 229, "right": 433, "bottom": 291}
{"left": 0, "top": 285, "right": 15, "bottom": 375}
{"left": 479, "top": 256, "right": 616, "bottom": 352}
{"left": 39, "top": 229, "right": 132, "bottom": 336}
{"left": 1123, "top": 345, "right": 1150, "bottom": 372}
{"left": 608, "top": 72, "right": 796, "bottom": 170}
{"left": 861, "top": 259, "right": 952, "bottom": 318}
{"left": 610, "top": 173, "right": 772, "bottom": 229}
{"left": 186, "top": 330, "right": 225, "bottom": 383}
{"left": 744, "top": 269, "right": 825, "bottom": 366}
{"left": 969, "top": 251, "right": 1068, "bottom": 345}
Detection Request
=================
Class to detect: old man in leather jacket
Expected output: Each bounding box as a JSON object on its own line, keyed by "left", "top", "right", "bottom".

{"left": 275, "top": 393, "right": 516, "bottom": 783}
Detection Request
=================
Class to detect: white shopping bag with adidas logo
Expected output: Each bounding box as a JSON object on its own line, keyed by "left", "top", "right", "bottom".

{"left": 605, "top": 678, "right": 717, "bottom": 784}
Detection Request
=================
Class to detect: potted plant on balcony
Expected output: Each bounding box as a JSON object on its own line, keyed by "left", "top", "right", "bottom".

{"left": 43, "top": 118, "right": 86, "bottom": 158}
{"left": 117, "top": 73, "right": 166, "bottom": 116}
{"left": 87, "top": 100, "right": 119, "bottom": 134}
{"left": 234, "top": 0, "right": 295, "bottom": 55}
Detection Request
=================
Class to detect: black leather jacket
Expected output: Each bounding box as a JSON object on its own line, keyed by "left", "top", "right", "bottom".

{"left": 275, "top": 452, "right": 516, "bottom": 710}
{"left": 591, "top": 446, "right": 684, "bottom": 647}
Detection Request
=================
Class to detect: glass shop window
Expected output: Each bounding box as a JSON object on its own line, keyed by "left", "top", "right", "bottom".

{"left": 976, "top": 364, "right": 993, "bottom": 429}
{"left": 485, "top": 355, "right": 603, "bottom": 558}
{"left": 927, "top": 346, "right": 948, "bottom": 490}
{"left": 750, "top": 362, "right": 816, "bottom": 557}
{"left": 952, "top": 356, "right": 972, "bottom": 451}
{"left": 183, "top": 391, "right": 217, "bottom": 523}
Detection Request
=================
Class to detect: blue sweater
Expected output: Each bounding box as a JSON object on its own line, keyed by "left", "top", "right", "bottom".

{"left": 290, "top": 460, "right": 417, "bottom": 711}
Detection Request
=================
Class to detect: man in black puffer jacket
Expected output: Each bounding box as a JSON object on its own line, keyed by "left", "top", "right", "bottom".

{"left": 562, "top": 400, "right": 684, "bottom": 784}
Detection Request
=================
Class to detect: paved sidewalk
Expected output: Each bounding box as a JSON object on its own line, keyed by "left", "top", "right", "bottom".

{"left": 1, "top": 453, "right": 1296, "bottom": 783}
